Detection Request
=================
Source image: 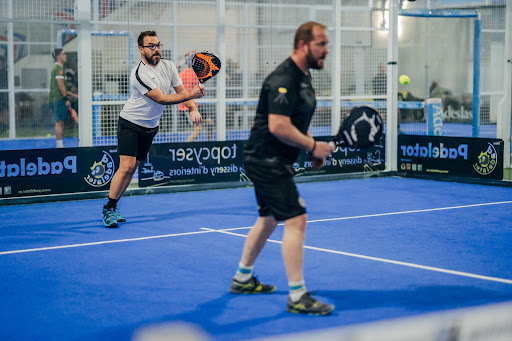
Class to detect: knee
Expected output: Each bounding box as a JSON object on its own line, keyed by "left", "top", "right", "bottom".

{"left": 284, "top": 214, "right": 307, "bottom": 232}
{"left": 118, "top": 162, "right": 137, "bottom": 177}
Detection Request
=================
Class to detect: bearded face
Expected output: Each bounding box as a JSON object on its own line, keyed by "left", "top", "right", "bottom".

{"left": 144, "top": 49, "right": 161, "bottom": 66}
{"left": 306, "top": 47, "right": 325, "bottom": 70}
{"left": 304, "top": 26, "right": 328, "bottom": 70}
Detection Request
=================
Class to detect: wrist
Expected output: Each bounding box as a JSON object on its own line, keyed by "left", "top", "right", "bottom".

{"left": 309, "top": 140, "right": 317, "bottom": 154}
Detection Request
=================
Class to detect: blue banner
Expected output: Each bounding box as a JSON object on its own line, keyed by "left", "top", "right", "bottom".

{"left": 0, "top": 146, "right": 119, "bottom": 198}
{"left": 398, "top": 135, "right": 503, "bottom": 180}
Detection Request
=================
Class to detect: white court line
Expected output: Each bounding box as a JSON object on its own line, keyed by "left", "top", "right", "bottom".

{"left": 1, "top": 200, "right": 511, "bottom": 256}
{"left": 0, "top": 230, "right": 214, "bottom": 256}
{"left": 306, "top": 200, "right": 512, "bottom": 224}
{"left": 201, "top": 227, "right": 512, "bottom": 285}
{"left": 208, "top": 200, "right": 512, "bottom": 229}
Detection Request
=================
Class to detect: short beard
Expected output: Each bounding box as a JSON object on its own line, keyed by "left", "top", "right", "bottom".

{"left": 306, "top": 50, "right": 324, "bottom": 70}
{"left": 146, "top": 52, "right": 160, "bottom": 66}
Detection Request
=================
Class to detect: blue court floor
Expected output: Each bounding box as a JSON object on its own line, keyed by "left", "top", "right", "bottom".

{"left": 0, "top": 177, "right": 511, "bottom": 340}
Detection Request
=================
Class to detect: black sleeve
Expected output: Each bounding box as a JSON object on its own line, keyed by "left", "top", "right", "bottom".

{"left": 266, "top": 72, "right": 297, "bottom": 118}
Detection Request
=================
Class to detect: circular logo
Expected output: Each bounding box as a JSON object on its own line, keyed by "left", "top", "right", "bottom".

{"left": 298, "top": 196, "right": 306, "bottom": 208}
{"left": 84, "top": 151, "right": 116, "bottom": 187}
{"left": 473, "top": 143, "right": 498, "bottom": 175}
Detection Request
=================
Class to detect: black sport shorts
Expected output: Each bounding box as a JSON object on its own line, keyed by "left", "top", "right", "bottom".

{"left": 244, "top": 155, "right": 306, "bottom": 221}
{"left": 117, "top": 117, "right": 159, "bottom": 161}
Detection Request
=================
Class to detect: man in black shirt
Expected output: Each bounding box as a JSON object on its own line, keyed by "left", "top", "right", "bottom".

{"left": 229, "top": 21, "right": 335, "bottom": 315}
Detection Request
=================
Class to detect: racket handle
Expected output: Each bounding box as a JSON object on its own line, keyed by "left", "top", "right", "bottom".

{"left": 330, "top": 140, "right": 345, "bottom": 148}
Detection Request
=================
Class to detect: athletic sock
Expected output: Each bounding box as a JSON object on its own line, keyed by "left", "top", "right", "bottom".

{"left": 233, "top": 263, "right": 253, "bottom": 282}
{"left": 289, "top": 280, "right": 307, "bottom": 302}
{"left": 104, "top": 197, "right": 119, "bottom": 210}
{"left": 56, "top": 140, "right": 64, "bottom": 148}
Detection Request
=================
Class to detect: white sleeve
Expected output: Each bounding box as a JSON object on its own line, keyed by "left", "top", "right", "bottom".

{"left": 135, "top": 72, "right": 155, "bottom": 95}
{"left": 169, "top": 62, "right": 183, "bottom": 88}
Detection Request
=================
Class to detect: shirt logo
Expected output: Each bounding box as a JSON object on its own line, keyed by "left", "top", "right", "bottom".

{"left": 300, "top": 82, "right": 309, "bottom": 88}
{"left": 274, "top": 87, "right": 288, "bottom": 105}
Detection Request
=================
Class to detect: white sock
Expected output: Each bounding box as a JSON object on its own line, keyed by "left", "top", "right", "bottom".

{"left": 234, "top": 263, "right": 253, "bottom": 282}
{"left": 56, "top": 140, "right": 64, "bottom": 148}
{"left": 289, "top": 280, "right": 307, "bottom": 302}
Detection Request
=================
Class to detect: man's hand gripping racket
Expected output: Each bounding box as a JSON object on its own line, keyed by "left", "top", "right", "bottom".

{"left": 309, "top": 106, "right": 383, "bottom": 169}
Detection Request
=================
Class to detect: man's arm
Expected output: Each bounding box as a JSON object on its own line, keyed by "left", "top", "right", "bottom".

{"left": 56, "top": 77, "right": 72, "bottom": 107}
{"left": 268, "top": 114, "right": 315, "bottom": 151}
{"left": 174, "top": 84, "right": 198, "bottom": 111}
{"left": 145, "top": 84, "right": 204, "bottom": 105}
{"left": 268, "top": 114, "right": 333, "bottom": 159}
{"left": 174, "top": 84, "right": 202, "bottom": 125}
{"left": 56, "top": 78, "right": 67, "bottom": 98}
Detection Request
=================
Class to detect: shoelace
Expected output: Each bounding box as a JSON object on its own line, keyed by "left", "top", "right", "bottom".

{"left": 300, "top": 292, "right": 318, "bottom": 306}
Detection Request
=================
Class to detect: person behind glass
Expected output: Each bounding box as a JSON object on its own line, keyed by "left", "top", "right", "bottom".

{"left": 373, "top": 62, "right": 402, "bottom": 130}
{"left": 49, "top": 48, "right": 78, "bottom": 148}
{"left": 229, "top": 21, "right": 335, "bottom": 315}
{"left": 178, "top": 51, "right": 214, "bottom": 142}
{"left": 372, "top": 62, "right": 387, "bottom": 97}
{"left": 101, "top": 31, "right": 205, "bottom": 228}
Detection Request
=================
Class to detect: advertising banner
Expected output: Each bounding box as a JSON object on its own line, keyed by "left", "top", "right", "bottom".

{"left": 293, "top": 136, "right": 385, "bottom": 177}
{"left": 0, "top": 146, "right": 119, "bottom": 198}
{"left": 398, "top": 135, "right": 503, "bottom": 180}
{"left": 0, "top": 138, "right": 386, "bottom": 199}
{"left": 138, "top": 141, "right": 245, "bottom": 187}
{"left": 139, "top": 137, "right": 385, "bottom": 188}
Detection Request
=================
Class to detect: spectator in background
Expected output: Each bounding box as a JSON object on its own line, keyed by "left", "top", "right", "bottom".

{"left": 65, "top": 67, "right": 79, "bottom": 123}
{"left": 372, "top": 62, "right": 387, "bottom": 96}
{"left": 49, "top": 48, "right": 78, "bottom": 148}
{"left": 179, "top": 51, "right": 214, "bottom": 142}
{"left": 373, "top": 62, "right": 403, "bottom": 131}
{"left": 398, "top": 88, "right": 424, "bottom": 121}
{"left": 429, "top": 81, "right": 462, "bottom": 110}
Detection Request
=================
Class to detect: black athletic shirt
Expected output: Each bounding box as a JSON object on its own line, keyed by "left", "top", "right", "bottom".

{"left": 244, "top": 57, "right": 316, "bottom": 164}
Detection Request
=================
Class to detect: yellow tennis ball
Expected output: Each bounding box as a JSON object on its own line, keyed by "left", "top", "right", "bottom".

{"left": 399, "top": 74, "right": 410, "bottom": 85}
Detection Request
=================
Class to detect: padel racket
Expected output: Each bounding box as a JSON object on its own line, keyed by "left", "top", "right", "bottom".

{"left": 69, "top": 107, "right": 78, "bottom": 124}
{"left": 191, "top": 51, "right": 222, "bottom": 84}
{"left": 332, "top": 106, "right": 383, "bottom": 149}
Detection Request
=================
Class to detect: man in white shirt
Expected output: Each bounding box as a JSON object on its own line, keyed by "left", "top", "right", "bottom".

{"left": 102, "top": 30, "right": 205, "bottom": 228}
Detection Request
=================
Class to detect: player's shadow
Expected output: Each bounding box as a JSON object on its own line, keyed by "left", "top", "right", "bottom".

{"left": 131, "top": 205, "right": 256, "bottom": 222}
{"left": 96, "top": 290, "right": 292, "bottom": 340}
{"left": 317, "top": 285, "right": 512, "bottom": 311}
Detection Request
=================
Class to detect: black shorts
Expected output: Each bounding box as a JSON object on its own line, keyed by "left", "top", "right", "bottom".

{"left": 117, "top": 117, "right": 159, "bottom": 161}
{"left": 244, "top": 155, "right": 306, "bottom": 221}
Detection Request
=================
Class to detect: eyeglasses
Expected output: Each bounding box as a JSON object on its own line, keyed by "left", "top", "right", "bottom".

{"left": 141, "top": 44, "right": 163, "bottom": 51}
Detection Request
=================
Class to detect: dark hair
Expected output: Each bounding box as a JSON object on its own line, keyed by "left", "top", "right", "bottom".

{"left": 52, "top": 48, "right": 63, "bottom": 61}
{"left": 138, "top": 31, "right": 157, "bottom": 47}
{"left": 293, "top": 21, "right": 326, "bottom": 50}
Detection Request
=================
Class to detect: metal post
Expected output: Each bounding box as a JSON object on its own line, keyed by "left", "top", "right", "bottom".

{"left": 331, "top": 0, "right": 341, "bottom": 136}
{"left": 497, "top": 2, "right": 512, "bottom": 168}
{"left": 472, "top": 15, "right": 481, "bottom": 138}
{"left": 7, "top": 0, "right": 15, "bottom": 139}
{"left": 216, "top": 0, "right": 226, "bottom": 141}
{"left": 76, "top": 0, "right": 93, "bottom": 146}
{"left": 386, "top": 0, "right": 399, "bottom": 171}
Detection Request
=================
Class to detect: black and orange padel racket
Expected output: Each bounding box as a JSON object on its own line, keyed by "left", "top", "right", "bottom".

{"left": 191, "top": 51, "right": 222, "bottom": 83}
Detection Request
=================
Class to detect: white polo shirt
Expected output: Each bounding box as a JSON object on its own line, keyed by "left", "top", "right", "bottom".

{"left": 120, "top": 59, "right": 182, "bottom": 128}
